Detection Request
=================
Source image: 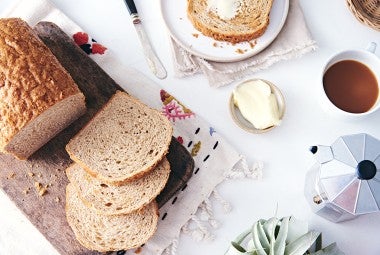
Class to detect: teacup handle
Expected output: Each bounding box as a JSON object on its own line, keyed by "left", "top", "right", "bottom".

{"left": 367, "top": 42, "right": 377, "bottom": 54}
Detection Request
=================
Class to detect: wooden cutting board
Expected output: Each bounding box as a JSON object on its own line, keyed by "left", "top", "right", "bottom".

{"left": 0, "top": 21, "right": 193, "bottom": 255}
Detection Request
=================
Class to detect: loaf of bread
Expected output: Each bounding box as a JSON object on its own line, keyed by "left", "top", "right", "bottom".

{"left": 66, "top": 183, "right": 159, "bottom": 252}
{"left": 66, "top": 158, "right": 170, "bottom": 215}
{"left": 66, "top": 91, "right": 173, "bottom": 185}
{"left": 0, "top": 18, "right": 86, "bottom": 159}
{"left": 187, "top": 0, "right": 274, "bottom": 43}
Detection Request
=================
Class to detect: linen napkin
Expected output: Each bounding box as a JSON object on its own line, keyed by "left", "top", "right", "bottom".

{"left": 172, "top": 0, "right": 317, "bottom": 87}
{"left": 0, "top": 1, "right": 262, "bottom": 255}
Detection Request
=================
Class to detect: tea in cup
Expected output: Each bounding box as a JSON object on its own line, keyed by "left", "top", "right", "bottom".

{"left": 321, "top": 42, "right": 380, "bottom": 118}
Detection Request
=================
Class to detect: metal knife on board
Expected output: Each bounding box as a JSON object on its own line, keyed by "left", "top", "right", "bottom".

{"left": 123, "top": 0, "right": 167, "bottom": 79}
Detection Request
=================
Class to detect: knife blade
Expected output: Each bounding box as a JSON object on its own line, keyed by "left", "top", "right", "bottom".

{"left": 124, "top": 0, "right": 167, "bottom": 79}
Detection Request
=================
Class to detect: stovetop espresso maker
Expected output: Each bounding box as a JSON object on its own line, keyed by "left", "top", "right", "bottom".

{"left": 305, "top": 133, "right": 380, "bottom": 222}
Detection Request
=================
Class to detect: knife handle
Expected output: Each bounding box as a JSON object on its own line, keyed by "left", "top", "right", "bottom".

{"left": 124, "top": 0, "right": 138, "bottom": 15}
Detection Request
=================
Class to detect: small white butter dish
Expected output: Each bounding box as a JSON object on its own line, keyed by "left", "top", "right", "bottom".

{"left": 229, "top": 79, "right": 286, "bottom": 134}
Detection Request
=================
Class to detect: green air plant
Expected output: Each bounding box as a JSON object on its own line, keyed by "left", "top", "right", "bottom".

{"left": 225, "top": 216, "right": 344, "bottom": 255}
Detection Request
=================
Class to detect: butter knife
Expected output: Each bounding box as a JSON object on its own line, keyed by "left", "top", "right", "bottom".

{"left": 124, "top": 0, "right": 167, "bottom": 79}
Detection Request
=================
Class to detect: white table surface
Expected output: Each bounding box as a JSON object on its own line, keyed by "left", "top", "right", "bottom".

{"left": 0, "top": 0, "right": 380, "bottom": 254}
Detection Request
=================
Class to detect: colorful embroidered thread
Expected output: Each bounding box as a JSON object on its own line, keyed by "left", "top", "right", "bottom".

{"left": 160, "top": 90, "right": 195, "bottom": 122}
{"left": 191, "top": 141, "right": 201, "bottom": 157}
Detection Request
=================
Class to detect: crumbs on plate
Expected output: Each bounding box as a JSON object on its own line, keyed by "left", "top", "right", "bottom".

{"left": 192, "top": 33, "right": 199, "bottom": 38}
{"left": 249, "top": 40, "right": 257, "bottom": 49}
{"left": 235, "top": 48, "right": 245, "bottom": 54}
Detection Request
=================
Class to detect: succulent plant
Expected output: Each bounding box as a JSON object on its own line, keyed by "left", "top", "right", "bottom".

{"left": 225, "top": 216, "right": 344, "bottom": 255}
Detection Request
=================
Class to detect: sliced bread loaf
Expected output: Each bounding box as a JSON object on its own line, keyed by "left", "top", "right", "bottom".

{"left": 66, "top": 91, "right": 173, "bottom": 185}
{"left": 187, "top": 0, "right": 274, "bottom": 43}
{"left": 66, "top": 157, "right": 170, "bottom": 215}
{"left": 0, "top": 18, "right": 86, "bottom": 159}
{"left": 66, "top": 183, "right": 159, "bottom": 252}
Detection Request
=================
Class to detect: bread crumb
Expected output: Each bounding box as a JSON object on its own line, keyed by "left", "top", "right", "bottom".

{"left": 212, "top": 42, "right": 218, "bottom": 47}
{"left": 192, "top": 33, "right": 199, "bottom": 38}
{"left": 135, "top": 247, "right": 142, "bottom": 254}
{"left": 39, "top": 187, "right": 47, "bottom": 196}
{"left": 249, "top": 41, "right": 257, "bottom": 49}
{"left": 23, "top": 188, "right": 30, "bottom": 195}
{"left": 55, "top": 197, "right": 60, "bottom": 203}
{"left": 235, "top": 48, "right": 244, "bottom": 54}
{"left": 34, "top": 182, "right": 48, "bottom": 196}
{"left": 28, "top": 172, "right": 34, "bottom": 177}
{"left": 38, "top": 173, "right": 42, "bottom": 178}
{"left": 7, "top": 172, "right": 16, "bottom": 179}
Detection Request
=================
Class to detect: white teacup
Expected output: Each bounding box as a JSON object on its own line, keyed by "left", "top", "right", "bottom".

{"left": 320, "top": 42, "right": 380, "bottom": 118}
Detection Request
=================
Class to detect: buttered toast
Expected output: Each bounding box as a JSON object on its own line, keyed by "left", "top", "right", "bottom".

{"left": 187, "top": 0, "right": 274, "bottom": 43}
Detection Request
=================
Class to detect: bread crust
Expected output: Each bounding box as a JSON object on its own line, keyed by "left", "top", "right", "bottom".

{"left": 187, "top": 13, "right": 269, "bottom": 44}
{"left": 0, "top": 18, "right": 82, "bottom": 152}
{"left": 187, "top": 0, "right": 273, "bottom": 43}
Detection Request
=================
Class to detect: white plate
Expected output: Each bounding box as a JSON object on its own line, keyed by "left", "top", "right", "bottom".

{"left": 160, "top": 0, "right": 289, "bottom": 62}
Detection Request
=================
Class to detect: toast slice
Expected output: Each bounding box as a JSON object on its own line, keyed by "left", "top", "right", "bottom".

{"left": 66, "top": 91, "right": 173, "bottom": 185}
{"left": 66, "top": 183, "right": 159, "bottom": 252}
{"left": 187, "top": 0, "right": 274, "bottom": 43}
{"left": 66, "top": 158, "right": 170, "bottom": 215}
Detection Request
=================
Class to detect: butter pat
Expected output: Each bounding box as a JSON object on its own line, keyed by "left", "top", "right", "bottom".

{"left": 233, "top": 80, "right": 281, "bottom": 130}
{"left": 207, "top": 0, "right": 241, "bottom": 20}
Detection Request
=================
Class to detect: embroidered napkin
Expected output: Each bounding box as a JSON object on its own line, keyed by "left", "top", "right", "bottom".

{"left": 171, "top": 0, "right": 317, "bottom": 87}
{"left": 0, "top": 1, "right": 261, "bottom": 255}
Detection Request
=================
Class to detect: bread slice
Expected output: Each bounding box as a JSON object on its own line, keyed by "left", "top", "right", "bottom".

{"left": 66, "top": 91, "right": 173, "bottom": 185}
{"left": 66, "top": 157, "right": 170, "bottom": 215}
{"left": 0, "top": 18, "right": 86, "bottom": 159}
{"left": 66, "top": 183, "right": 159, "bottom": 252}
{"left": 187, "top": 0, "right": 274, "bottom": 43}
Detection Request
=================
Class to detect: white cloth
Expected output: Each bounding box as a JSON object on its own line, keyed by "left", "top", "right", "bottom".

{"left": 0, "top": 1, "right": 261, "bottom": 254}
{"left": 171, "top": 0, "right": 317, "bottom": 87}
